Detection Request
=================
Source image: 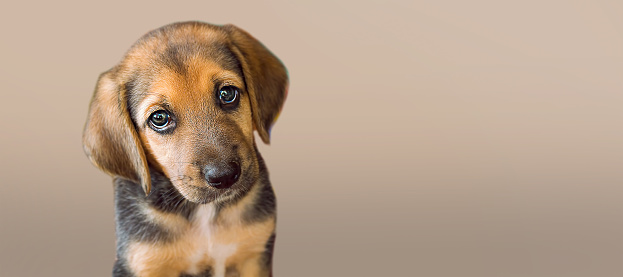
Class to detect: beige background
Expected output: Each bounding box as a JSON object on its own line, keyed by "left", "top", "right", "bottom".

{"left": 1, "top": 0, "right": 622, "bottom": 276}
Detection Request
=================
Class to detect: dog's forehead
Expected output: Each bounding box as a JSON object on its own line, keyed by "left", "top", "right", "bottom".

{"left": 157, "top": 42, "right": 238, "bottom": 75}
{"left": 124, "top": 23, "right": 241, "bottom": 76}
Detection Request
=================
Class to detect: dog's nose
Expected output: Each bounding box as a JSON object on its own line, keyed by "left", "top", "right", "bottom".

{"left": 203, "top": 161, "right": 240, "bottom": 189}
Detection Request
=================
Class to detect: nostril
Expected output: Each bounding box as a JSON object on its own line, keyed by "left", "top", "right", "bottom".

{"left": 204, "top": 161, "right": 240, "bottom": 189}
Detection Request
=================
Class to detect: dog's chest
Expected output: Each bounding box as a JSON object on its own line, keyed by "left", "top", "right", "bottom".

{"left": 184, "top": 204, "right": 274, "bottom": 276}
{"left": 185, "top": 205, "right": 240, "bottom": 276}
{"left": 126, "top": 203, "right": 275, "bottom": 277}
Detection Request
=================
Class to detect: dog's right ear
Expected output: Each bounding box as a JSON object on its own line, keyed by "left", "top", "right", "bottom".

{"left": 83, "top": 69, "right": 151, "bottom": 195}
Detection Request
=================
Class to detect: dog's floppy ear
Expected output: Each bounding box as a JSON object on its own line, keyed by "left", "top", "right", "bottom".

{"left": 224, "top": 24, "right": 289, "bottom": 144}
{"left": 83, "top": 69, "right": 151, "bottom": 195}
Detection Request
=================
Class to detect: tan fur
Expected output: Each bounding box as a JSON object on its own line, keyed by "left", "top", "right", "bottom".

{"left": 127, "top": 220, "right": 274, "bottom": 277}
{"left": 128, "top": 186, "right": 275, "bottom": 277}
{"left": 141, "top": 206, "right": 190, "bottom": 235}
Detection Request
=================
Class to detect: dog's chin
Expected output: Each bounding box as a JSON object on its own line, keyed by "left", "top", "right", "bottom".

{"left": 173, "top": 181, "right": 247, "bottom": 205}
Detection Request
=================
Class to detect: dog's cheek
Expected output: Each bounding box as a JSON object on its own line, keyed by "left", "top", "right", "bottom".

{"left": 140, "top": 131, "right": 182, "bottom": 178}
{"left": 136, "top": 131, "right": 164, "bottom": 174}
{"left": 233, "top": 98, "right": 258, "bottom": 176}
{"left": 240, "top": 97, "right": 255, "bottom": 142}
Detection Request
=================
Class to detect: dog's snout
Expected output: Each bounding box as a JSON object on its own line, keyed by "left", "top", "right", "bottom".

{"left": 203, "top": 161, "right": 240, "bottom": 189}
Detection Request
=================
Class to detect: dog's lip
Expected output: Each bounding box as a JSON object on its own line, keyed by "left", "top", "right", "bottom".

{"left": 172, "top": 177, "right": 239, "bottom": 204}
{"left": 176, "top": 184, "right": 220, "bottom": 204}
{"left": 184, "top": 185, "right": 239, "bottom": 204}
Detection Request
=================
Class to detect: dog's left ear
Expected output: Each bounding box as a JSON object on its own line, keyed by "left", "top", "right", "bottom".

{"left": 223, "top": 24, "right": 289, "bottom": 144}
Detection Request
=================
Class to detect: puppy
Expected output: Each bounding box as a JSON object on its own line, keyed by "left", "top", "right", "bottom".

{"left": 83, "top": 21, "right": 288, "bottom": 277}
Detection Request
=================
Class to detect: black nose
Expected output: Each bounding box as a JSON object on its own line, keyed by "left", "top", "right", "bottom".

{"left": 203, "top": 161, "right": 240, "bottom": 189}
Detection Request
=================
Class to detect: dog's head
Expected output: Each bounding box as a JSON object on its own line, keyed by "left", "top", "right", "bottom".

{"left": 83, "top": 22, "right": 288, "bottom": 204}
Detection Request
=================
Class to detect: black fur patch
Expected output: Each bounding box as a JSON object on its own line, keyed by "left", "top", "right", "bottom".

{"left": 146, "top": 170, "right": 198, "bottom": 220}
{"left": 114, "top": 177, "right": 177, "bottom": 244}
{"left": 262, "top": 233, "right": 277, "bottom": 270}
{"left": 114, "top": 170, "right": 199, "bottom": 244}
{"left": 159, "top": 45, "right": 188, "bottom": 75}
{"left": 113, "top": 259, "right": 134, "bottom": 277}
{"left": 242, "top": 151, "right": 276, "bottom": 224}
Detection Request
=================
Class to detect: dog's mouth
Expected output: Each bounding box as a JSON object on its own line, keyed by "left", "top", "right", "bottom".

{"left": 170, "top": 168, "right": 253, "bottom": 204}
{"left": 176, "top": 185, "right": 234, "bottom": 204}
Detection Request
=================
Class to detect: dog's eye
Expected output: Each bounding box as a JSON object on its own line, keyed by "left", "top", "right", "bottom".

{"left": 149, "top": 110, "right": 171, "bottom": 129}
{"left": 218, "top": 86, "right": 239, "bottom": 106}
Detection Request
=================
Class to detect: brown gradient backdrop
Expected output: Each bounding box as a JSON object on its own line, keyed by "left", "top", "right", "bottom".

{"left": 1, "top": 0, "right": 621, "bottom": 276}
